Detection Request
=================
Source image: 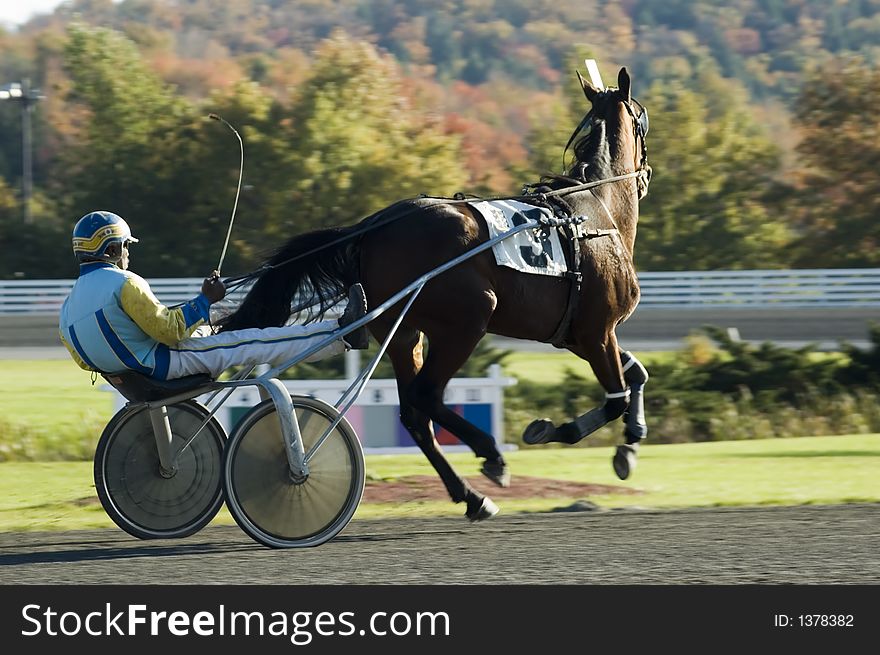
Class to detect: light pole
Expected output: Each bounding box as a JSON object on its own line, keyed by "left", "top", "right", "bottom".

{"left": 0, "top": 79, "right": 44, "bottom": 224}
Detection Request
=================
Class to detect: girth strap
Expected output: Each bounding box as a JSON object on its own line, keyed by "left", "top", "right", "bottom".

{"left": 544, "top": 222, "right": 617, "bottom": 349}
{"left": 547, "top": 268, "right": 582, "bottom": 349}
{"left": 547, "top": 222, "right": 582, "bottom": 349}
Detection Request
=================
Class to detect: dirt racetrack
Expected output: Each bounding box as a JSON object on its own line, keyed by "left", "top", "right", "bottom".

{"left": 0, "top": 503, "right": 876, "bottom": 585}
{"left": 362, "top": 474, "right": 642, "bottom": 503}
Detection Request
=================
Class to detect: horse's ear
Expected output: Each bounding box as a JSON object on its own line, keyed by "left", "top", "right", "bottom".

{"left": 618, "top": 67, "right": 632, "bottom": 103}
{"left": 577, "top": 70, "right": 599, "bottom": 103}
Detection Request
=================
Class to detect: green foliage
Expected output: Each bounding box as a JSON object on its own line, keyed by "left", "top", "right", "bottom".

{"left": 634, "top": 72, "right": 792, "bottom": 271}
{"left": 4, "top": 1, "right": 880, "bottom": 276}
{"left": 56, "top": 24, "right": 207, "bottom": 277}
{"left": 657, "top": 326, "right": 842, "bottom": 402}
{"left": 837, "top": 323, "right": 880, "bottom": 389}
{"left": 279, "top": 31, "right": 469, "bottom": 234}
{"left": 506, "top": 325, "right": 880, "bottom": 446}
{"left": 789, "top": 55, "right": 880, "bottom": 267}
{"left": 0, "top": 178, "right": 67, "bottom": 277}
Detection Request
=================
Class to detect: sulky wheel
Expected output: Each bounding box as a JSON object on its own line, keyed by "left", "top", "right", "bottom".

{"left": 223, "top": 395, "right": 365, "bottom": 548}
{"left": 94, "top": 400, "right": 226, "bottom": 540}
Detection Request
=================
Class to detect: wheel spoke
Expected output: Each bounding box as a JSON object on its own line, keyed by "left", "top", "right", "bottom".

{"left": 223, "top": 397, "right": 364, "bottom": 548}
{"left": 95, "top": 402, "right": 226, "bottom": 539}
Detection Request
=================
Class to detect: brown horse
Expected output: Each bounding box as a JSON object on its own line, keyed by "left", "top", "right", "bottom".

{"left": 219, "top": 67, "right": 652, "bottom": 520}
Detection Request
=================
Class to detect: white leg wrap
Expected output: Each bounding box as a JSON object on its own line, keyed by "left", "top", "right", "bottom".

{"left": 621, "top": 351, "right": 649, "bottom": 384}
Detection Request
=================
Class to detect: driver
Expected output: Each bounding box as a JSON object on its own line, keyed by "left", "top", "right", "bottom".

{"left": 59, "top": 211, "right": 369, "bottom": 380}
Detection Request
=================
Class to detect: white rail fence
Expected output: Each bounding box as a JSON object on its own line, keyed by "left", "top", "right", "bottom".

{"left": 2, "top": 269, "right": 880, "bottom": 315}
{"left": 636, "top": 269, "right": 880, "bottom": 308}
{"left": 0, "top": 278, "right": 251, "bottom": 316}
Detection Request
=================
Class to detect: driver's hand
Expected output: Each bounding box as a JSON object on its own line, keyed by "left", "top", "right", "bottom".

{"left": 201, "top": 271, "right": 226, "bottom": 303}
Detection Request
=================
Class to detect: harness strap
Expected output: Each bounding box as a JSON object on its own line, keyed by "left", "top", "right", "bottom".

{"left": 546, "top": 219, "right": 582, "bottom": 349}
{"left": 525, "top": 197, "right": 617, "bottom": 349}
{"left": 547, "top": 268, "right": 582, "bottom": 349}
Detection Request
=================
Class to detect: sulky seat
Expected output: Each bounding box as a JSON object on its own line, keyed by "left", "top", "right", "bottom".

{"left": 102, "top": 370, "right": 217, "bottom": 403}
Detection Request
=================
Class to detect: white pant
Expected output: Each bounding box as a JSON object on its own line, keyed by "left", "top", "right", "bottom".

{"left": 166, "top": 320, "right": 346, "bottom": 379}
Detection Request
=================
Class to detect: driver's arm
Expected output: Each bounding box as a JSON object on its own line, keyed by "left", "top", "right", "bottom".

{"left": 59, "top": 331, "right": 94, "bottom": 371}
{"left": 119, "top": 274, "right": 212, "bottom": 346}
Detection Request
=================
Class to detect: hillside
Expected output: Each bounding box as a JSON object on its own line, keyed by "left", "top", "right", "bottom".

{"left": 1, "top": 0, "right": 879, "bottom": 276}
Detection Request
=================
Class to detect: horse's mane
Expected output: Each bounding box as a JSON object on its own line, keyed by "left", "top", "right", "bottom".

{"left": 534, "top": 120, "right": 611, "bottom": 192}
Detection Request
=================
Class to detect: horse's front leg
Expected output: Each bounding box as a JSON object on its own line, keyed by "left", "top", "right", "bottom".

{"left": 523, "top": 390, "right": 628, "bottom": 444}
{"left": 614, "top": 350, "right": 649, "bottom": 479}
{"left": 621, "top": 350, "right": 648, "bottom": 441}
{"left": 523, "top": 333, "right": 628, "bottom": 445}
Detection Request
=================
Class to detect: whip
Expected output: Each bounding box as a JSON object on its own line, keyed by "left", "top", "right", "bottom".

{"left": 208, "top": 113, "right": 243, "bottom": 275}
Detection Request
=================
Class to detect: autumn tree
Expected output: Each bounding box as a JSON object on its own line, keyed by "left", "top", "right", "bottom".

{"left": 276, "top": 31, "right": 468, "bottom": 234}
{"left": 55, "top": 25, "right": 281, "bottom": 277}
{"left": 57, "top": 24, "right": 201, "bottom": 276}
{"left": 789, "top": 56, "right": 880, "bottom": 267}
{"left": 635, "top": 71, "right": 792, "bottom": 270}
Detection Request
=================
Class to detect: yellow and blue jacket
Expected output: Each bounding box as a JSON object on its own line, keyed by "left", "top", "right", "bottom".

{"left": 59, "top": 262, "right": 210, "bottom": 379}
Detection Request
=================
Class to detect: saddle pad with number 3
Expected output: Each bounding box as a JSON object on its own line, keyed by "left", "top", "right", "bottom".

{"left": 469, "top": 199, "right": 568, "bottom": 278}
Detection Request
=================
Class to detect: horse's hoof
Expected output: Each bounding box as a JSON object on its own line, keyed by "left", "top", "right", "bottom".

{"left": 613, "top": 444, "right": 638, "bottom": 480}
{"left": 480, "top": 459, "right": 510, "bottom": 488}
{"left": 523, "top": 419, "right": 555, "bottom": 445}
{"left": 466, "top": 496, "right": 499, "bottom": 522}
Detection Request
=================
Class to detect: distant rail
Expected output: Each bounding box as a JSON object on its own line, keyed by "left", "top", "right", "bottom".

{"left": 2, "top": 269, "right": 880, "bottom": 315}
{"left": 636, "top": 269, "right": 880, "bottom": 308}
{"left": 0, "top": 278, "right": 249, "bottom": 315}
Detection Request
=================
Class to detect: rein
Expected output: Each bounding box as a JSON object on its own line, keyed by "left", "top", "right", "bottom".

{"left": 221, "top": 171, "right": 643, "bottom": 292}
{"left": 539, "top": 170, "right": 646, "bottom": 198}
{"left": 223, "top": 96, "right": 649, "bottom": 291}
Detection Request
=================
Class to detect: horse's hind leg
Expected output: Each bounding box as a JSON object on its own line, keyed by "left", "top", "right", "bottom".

{"left": 406, "top": 322, "right": 510, "bottom": 492}
{"left": 382, "top": 326, "right": 498, "bottom": 521}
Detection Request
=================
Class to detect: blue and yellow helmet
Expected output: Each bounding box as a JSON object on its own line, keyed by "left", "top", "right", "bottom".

{"left": 71, "top": 211, "right": 138, "bottom": 262}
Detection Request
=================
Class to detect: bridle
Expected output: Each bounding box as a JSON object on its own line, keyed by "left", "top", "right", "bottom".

{"left": 624, "top": 97, "right": 650, "bottom": 175}
{"left": 553, "top": 90, "right": 650, "bottom": 200}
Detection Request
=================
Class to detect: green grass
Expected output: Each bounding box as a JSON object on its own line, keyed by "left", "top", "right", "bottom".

{"left": 501, "top": 350, "right": 674, "bottom": 385}
{"left": 0, "top": 360, "right": 112, "bottom": 460}
{"left": 0, "top": 353, "right": 655, "bottom": 428}
{"left": 0, "top": 354, "right": 660, "bottom": 460}
{"left": 1, "top": 434, "right": 876, "bottom": 532}
{"left": 1, "top": 358, "right": 876, "bottom": 532}
{"left": 0, "top": 360, "right": 110, "bottom": 426}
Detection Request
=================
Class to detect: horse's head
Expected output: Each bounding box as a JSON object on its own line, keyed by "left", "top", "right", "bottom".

{"left": 569, "top": 67, "right": 652, "bottom": 199}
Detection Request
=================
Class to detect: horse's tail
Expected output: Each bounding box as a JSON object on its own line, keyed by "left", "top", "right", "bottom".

{"left": 217, "top": 225, "right": 360, "bottom": 331}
